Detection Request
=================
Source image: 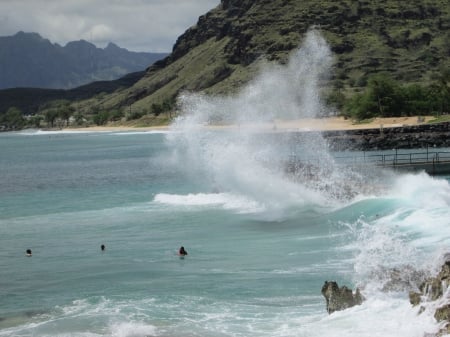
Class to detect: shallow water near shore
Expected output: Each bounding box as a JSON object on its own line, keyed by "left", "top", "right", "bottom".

{"left": 1, "top": 130, "right": 450, "bottom": 337}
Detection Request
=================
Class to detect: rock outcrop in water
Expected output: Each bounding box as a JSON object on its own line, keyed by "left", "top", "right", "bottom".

{"left": 321, "top": 259, "right": 450, "bottom": 334}
{"left": 321, "top": 281, "right": 364, "bottom": 314}
{"left": 409, "top": 258, "right": 450, "bottom": 336}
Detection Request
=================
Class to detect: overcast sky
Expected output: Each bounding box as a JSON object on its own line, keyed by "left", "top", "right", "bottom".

{"left": 0, "top": 0, "right": 220, "bottom": 52}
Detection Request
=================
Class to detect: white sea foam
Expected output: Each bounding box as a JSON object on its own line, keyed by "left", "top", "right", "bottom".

{"left": 298, "top": 295, "right": 439, "bottom": 337}
{"left": 11, "top": 129, "right": 172, "bottom": 136}
{"left": 13, "top": 129, "right": 109, "bottom": 135}
{"left": 108, "top": 322, "right": 157, "bottom": 337}
{"left": 113, "top": 130, "right": 171, "bottom": 135}
{"left": 0, "top": 297, "right": 159, "bottom": 337}
{"left": 153, "top": 192, "right": 264, "bottom": 213}
{"left": 390, "top": 171, "right": 450, "bottom": 208}
{"left": 381, "top": 172, "right": 450, "bottom": 254}
{"left": 334, "top": 172, "right": 450, "bottom": 316}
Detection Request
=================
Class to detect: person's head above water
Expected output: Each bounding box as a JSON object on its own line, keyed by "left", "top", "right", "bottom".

{"left": 26, "top": 249, "right": 32, "bottom": 256}
{"left": 101, "top": 244, "right": 105, "bottom": 251}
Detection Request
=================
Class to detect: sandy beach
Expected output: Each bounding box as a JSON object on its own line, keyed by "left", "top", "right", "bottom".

{"left": 68, "top": 116, "right": 434, "bottom": 132}
{"left": 272, "top": 116, "right": 434, "bottom": 131}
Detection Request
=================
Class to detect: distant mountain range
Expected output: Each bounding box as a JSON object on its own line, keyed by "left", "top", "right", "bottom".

{"left": 0, "top": 31, "right": 168, "bottom": 89}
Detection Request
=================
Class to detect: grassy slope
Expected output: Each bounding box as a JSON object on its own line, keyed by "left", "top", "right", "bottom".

{"left": 97, "top": 0, "right": 448, "bottom": 115}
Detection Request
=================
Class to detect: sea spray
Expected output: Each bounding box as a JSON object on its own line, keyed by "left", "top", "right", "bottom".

{"left": 315, "top": 171, "right": 450, "bottom": 336}
{"left": 165, "top": 29, "right": 378, "bottom": 211}
{"left": 340, "top": 172, "right": 450, "bottom": 296}
{"left": 175, "top": 29, "right": 333, "bottom": 124}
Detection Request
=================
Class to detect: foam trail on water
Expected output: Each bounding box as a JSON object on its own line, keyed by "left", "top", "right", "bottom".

{"left": 153, "top": 192, "right": 264, "bottom": 213}
{"left": 165, "top": 29, "right": 374, "bottom": 213}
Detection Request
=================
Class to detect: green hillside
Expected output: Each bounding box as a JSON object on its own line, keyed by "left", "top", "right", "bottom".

{"left": 87, "top": 0, "right": 448, "bottom": 116}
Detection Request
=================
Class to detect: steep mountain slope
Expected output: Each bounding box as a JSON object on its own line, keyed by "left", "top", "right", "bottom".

{"left": 93, "top": 0, "right": 449, "bottom": 114}
{"left": 0, "top": 32, "right": 167, "bottom": 89}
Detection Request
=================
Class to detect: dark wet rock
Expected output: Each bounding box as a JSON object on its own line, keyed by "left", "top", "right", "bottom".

{"left": 409, "top": 291, "right": 421, "bottom": 306}
{"left": 324, "top": 122, "right": 450, "bottom": 151}
{"left": 321, "top": 281, "right": 364, "bottom": 314}
{"left": 435, "top": 305, "right": 450, "bottom": 322}
{"left": 410, "top": 261, "right": 450, "bottom": 306}
{"left": 408, "top": 256, "right": 450, "bottom": 336}
{"left": 378, "top": 265, "right": 427, "bottom": 292}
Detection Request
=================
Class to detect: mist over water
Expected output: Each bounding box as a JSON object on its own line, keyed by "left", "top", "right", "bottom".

{"left": 167, "top": 29, "right": 384, "bottom": 212}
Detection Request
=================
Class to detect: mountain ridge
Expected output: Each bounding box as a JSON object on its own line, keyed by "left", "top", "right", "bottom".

{"left": 0, "top": 31, "right": 167, "bottom": 90}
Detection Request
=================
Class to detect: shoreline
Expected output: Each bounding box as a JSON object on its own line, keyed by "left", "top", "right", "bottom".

{"left": 6, "top": 115, "right": 449, "bottom": 151}
{"left": 64, "top": 116, "right": 435, "bottom": 133}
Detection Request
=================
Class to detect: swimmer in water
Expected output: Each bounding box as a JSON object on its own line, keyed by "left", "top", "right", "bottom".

{"left": 178, "top": 246, "right": 188, "bottom": 256}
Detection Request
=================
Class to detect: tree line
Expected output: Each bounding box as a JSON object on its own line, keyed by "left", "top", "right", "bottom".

{"left": 331, "top": 71, "right": 449, "bottom": 120}
{"left": 0, "top": 98, "right": 176, "bottom": 130}
{"left": 1, "top": 72, "right": 449, "bottom": 130}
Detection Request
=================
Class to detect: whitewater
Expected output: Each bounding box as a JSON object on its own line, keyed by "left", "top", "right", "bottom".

{"left": 1, "top": 30, "right": 450, "bottom": 337}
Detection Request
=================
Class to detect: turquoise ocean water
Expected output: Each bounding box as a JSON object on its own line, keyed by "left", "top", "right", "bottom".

{"left": 1, "top": 129, "right": 450, "bottom": 337}
{"left": 2, "top": 29, "right": 450, "bottom": 337}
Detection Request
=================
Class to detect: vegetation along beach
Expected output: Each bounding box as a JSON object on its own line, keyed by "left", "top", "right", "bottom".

{"left": 1, "top": 1, "right": 450, "bottom": 337}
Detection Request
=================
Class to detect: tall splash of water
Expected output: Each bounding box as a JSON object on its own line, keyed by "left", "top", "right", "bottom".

{"left": 175, "top": 29, "right": 332, "bottom": 125}
{"left": 166, "top": 29, "right": 373, "bottom": 213}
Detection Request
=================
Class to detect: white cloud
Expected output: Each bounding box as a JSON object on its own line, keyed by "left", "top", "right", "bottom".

{"left": 0, "top": 0, "right": 220, "bottom": 52}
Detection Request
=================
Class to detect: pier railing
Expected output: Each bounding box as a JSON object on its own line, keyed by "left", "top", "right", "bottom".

{"left": 288, "top": 150, "right": 450, "bottom": 175}
{"left": 362, "top": 150, "right": 450, "bottom": 166}
{"left": 334, "top": 150, "right": 450, "bottom": 175}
